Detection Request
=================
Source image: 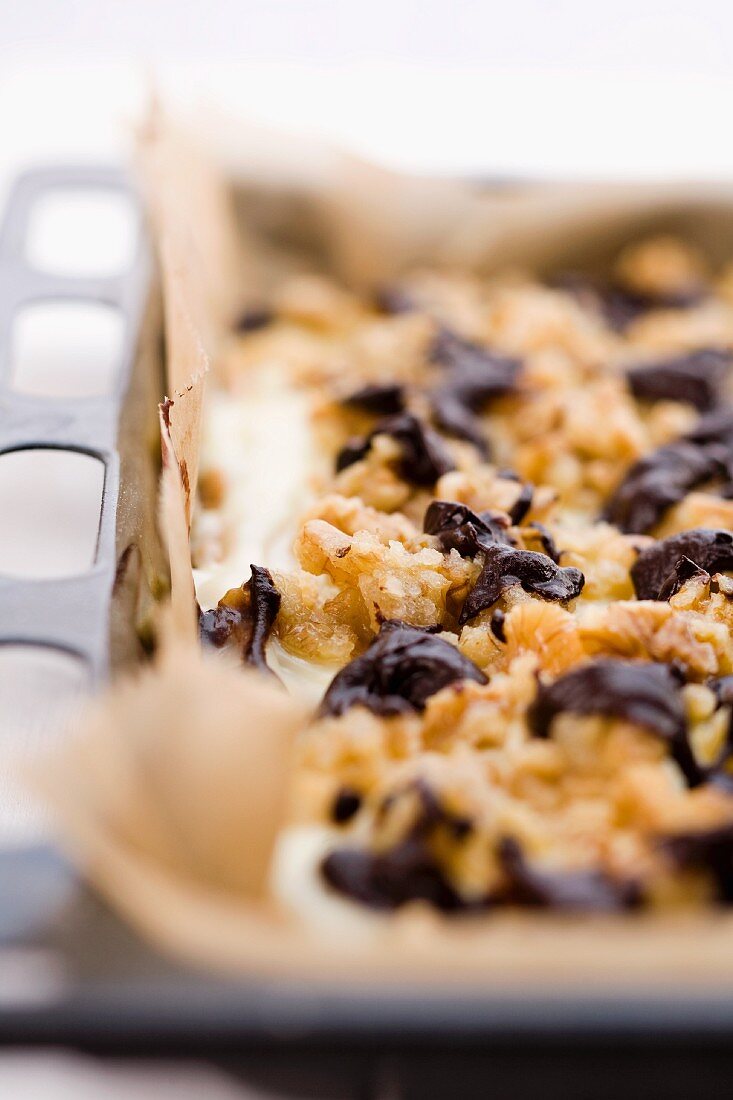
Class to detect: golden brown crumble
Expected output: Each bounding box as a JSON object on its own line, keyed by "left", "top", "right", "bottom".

{"left": 198, "top": 235, "right": 733, "bottom": 913}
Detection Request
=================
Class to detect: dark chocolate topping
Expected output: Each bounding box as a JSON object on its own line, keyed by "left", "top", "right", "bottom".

{"left": 429, "top": 329, "right": 522, "bottom": 396}
{"left": 331, "top": 788, "right": 363, "bottom": 825}
{"left": 423, "top": 500, "right": 513, "bottom": 556}
{"left": 526, "top": 522, "right": 561, "bottom": 563}
{"left": 340, "top": 383, "right": 406, "bottom": 416}
{"left": 234, "top": 306, "right": 275, "bottom": 333}
{"left": 528, "top": 659, "right": 703, "bottom": 786}
{"left": 430, "top": 388, "right": 492, "bottom": 456}
{"left": 199, "top": 565, "right": 281, "bottom": 675}
{"left": 319, "top": 620, "right": 487, "bottom": 718}
{"left": 602, "top": 407, "right": 733, "bottom": 534}
{"left": 662, "top": 822, "right": 733, "bottom": 902}
{"left": 321, "top": 782, "right": 484, "bottom": 912}
{"left": 490, "top": 609, "right": 506, "bottom": 643}
{"left": 321, "top": 844, "right": 467, "bottom": 911}
{"left": 459, "top": 545, "right": 584, "bottom": 623}
{"left": 373, "top": 284, "right": 418, "bottom": 315}
{"left": 627, "top": 348, "right": 732, "bottom": 412}
{"left": 631, "top": 528, "right": 733, "bottom": 600}
{"left": 335, "top": 413, "right": 456, "bottom": 486}
{"left": 498, "top": 836, "right": 641, "bottom": 912}
{"left": 508, "top": 481, "right": 533, "bottom": 525}
{"left": 428, "top": 328, "right": 521, "bottom": 456}
{"left": 552, "top": 271, "right": 706, "bottom": 332}
{"left": 602, "top": 440, "right": 725, "bottom": 534}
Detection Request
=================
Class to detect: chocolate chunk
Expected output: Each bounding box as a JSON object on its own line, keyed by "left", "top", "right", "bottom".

{"left": 602, "top": 286, "right": 664, "bottom": 332}
{"left": 656, "top": 556, "right": 711, "bottom": 601}
{"left": 373, "top": 284, "right": 417, "bottom": 315}
{"left": 631, "top": 528, "right": 733, "bottom": 600}
{"left": 423, "top": 500, "right": 513, "bottom": 557}
{"left": 340, "top": 383, "right": 406, "bottom": 416}
{"left": 686, "top": 406, "right": 733, "bottom": 449}
{"left": 711, "top": 675, "right": 733, "bottom": 708}
{"left": 498, "top": 837, "right": 641, "bottom": 912}
{"left": 661, "top": 822, "right": 733, "bottom": 902}
{"left": 602, "top": 440, "right": 724, "bottom": 534}
{"left": 552, "top": 271, "right": 705, "bottom": 332}
{"left": 528, "top": 659, "right": 704, "bottom": 787}
{"left": 508, "top": 481, "right": 533, "bottom": 524}
{"left": 603, "top": 407, "right": 733, "bottom": 534}
{"left": 429, "top": 329, "right": 522, "bottom": 396}
{"left": 700, "top": 678, "right": 733, "bottom": 792}
{"left": 321, "top": 844, "right": 461, "bottom": 910}
{"left": 335, "top": 413, "right": 456, "bottom": 486}
{"left": 460, "top": 545, "right": 584, "bottom": 623}
{"left": 234, "top": 306, "right": 274, "bottom": 333}
{"left": 199, "top": 565, "right": 281, "bottom": 674}
{"left": 526, "top": 522, "right": 560, "bottom": 563}
{"left": 321, "top": 782, "right": 483, "bottom": 912}
{"left": 430, "top": 389, "right": 491, "bottom": 456}
{"left": 331, "top": 788, "right": 362, "bottom": 824}
{"left": 428, "top": 329, "right": 521, "bottom": 456}
{"left": 319, "top": 620, "right": 487, "bottom": 718}
{"left": 490, "top": 609, "right": 506, "bottom": 643}
{"left": 627, "top": 348, "right": 732, "bottom": 412}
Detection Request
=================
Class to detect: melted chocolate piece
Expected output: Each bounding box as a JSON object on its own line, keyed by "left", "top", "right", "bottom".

{"left": 700, "top": 677, "right": 733, "bottom": 792}
{"left": 526, "top": 522, "right": 560, "bottom": 563}
{"left": 430, "top": 389, "right": 492, "bottom": 456}
{"left": 627, "top": 348, "right": 732, "bottom": 412}
{"left": 321, "top": 843, "right": 467, "bottom": 911}
{"left": 686, "top": 406, "right": 733, "bottom": 449}
{"left": 528, "top": 659, "right": 703, "bottom": 786}
{"left": 234, "top": 306, "right": 274, "bottom": 333}
{"left": 711, "top": 675, "right": 733, "bottom": 708}
{"left": 428, "top": 329, "right": 521, "bottom": 456}
{"left": 319, "top": 620, "right": 487, "bottom": 718}
{"left": 656, "top": 556, "right": 710, "bottom": 601}
{"left": 373, "top": 284, "right": 417, "bottom": 315}
{"left": 341, "top": 383, "right": 406, "bottom": 416}
{"left": 423, "top": 500, "right": 513, "bottom": 556}
{"left": 490, "top": 609, "right": 506, "bottom": 643}
{"left": 321, "top": 782, "right": 483, "bottom": 912}
{"left": 429, "top": 329, "right": 522, "bottom": 394}
{"left": 508, "top": 481, "right": 533, "bottom": 524}
{"left": 602, "top": 440, "right": 725, "bottom": 534}
{"left": 335, "top": 413, "right": 456, "bottom": 486}
{"left": 662, "top": 822, "right": 733, "bottom": 902}
{"left": 600, "top": 286, "right": 654, "bottom": 332}
{"left": 631, "top": 528, "right": 733, "bottom": 600}
{"left": 199, "top": 565, "right": 281, "bottom": 674}
{"left": 552, "top": 271, "right": 706, "bottom": 332}
{"left": 498, "top": 837, "right": 641, "bottom": 912}
{"left": 331, "top": 788, "right": 362, "bottom": 824}
{"left": 603, "top": 407, "right": 733, "bottom": 534}
{"left": 459, "top": 546, "right": 584, "bottom": 623}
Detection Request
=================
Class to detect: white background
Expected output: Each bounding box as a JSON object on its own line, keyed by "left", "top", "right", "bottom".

{"left": 1, "top": 0, "right": 733, "bottom": 181}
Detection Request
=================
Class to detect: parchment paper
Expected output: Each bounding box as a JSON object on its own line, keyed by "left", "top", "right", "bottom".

{"left": 32, "top": 104, "right": 733, "bottom": 982}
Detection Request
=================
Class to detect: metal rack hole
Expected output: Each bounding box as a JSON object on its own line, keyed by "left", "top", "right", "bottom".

{"left": 10, "top": 300, "right": 124, "bottom": 398}
{"left": 24, "top": 189, "right": 138, "bottom": 278}
{"left": 0, "top": 449, "right": 105, "bottom": 579}
{"left": 0, "top": 644, "right": 89, "bottom": 844}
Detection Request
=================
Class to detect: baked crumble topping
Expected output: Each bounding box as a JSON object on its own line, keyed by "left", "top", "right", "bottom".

{"left": 195, "top": 234, "right": 733, "bottom": 914}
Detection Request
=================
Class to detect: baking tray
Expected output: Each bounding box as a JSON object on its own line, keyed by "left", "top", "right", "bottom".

{"left": 6, "top": 848, "right": 733, "bottom": 1099}
{"left": 4, "top": 166, "right": 733, "bottom": 1099}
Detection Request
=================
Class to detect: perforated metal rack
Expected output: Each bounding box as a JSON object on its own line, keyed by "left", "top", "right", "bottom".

{"left": 0, "top": 166, "right": 150, "bottom": 681}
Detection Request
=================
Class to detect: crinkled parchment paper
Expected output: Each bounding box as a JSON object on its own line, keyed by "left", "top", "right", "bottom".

{"left": 31, "top": 105, "right": 733, "bottom": 984}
